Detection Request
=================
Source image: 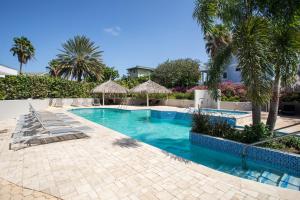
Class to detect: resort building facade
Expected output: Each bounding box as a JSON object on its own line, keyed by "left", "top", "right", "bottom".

{"left": 127, "top": 66, "right": 154, "bottom": 78}
{"left": 0, "top": 64, "right": 18, "bottom": 77}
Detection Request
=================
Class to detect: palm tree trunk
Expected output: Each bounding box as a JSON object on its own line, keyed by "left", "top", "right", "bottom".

{"left": 19, "top": 62, "right": 23, "bottom": 74}
{"left": 252, "top": 104, "right": 261, "bottom": 125}
{"left": 266, "top": 72, "right": 281, "bottom": 131}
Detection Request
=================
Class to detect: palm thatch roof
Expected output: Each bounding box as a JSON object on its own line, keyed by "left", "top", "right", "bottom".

{"left": 130, "top": 80, "right": 171, "bottom": 94}
{"left": 92, "top": 80, "right": 128, "bottom": 94}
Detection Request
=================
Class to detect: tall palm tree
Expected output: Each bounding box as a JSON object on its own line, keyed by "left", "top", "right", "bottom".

{"left": 193, "top": 0, "right": 273, "bottom": 125}
{"left": 10, "top": 36, "right": 35, "bottom": 74}
{"left": 205, "top": 24, "right": 231, "bottom": 58}
{"left": 46, "top": 59, "right": 61, "bottom": 77}
{"left": 259, "top": 1, "right": 300, "bottom": 131}
{"left": 56, "top": 35, "right": 103, "bottom": 82}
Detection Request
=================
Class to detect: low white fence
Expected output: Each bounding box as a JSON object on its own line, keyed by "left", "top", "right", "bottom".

{"left": 0, "top": 98, "right": 253, "bottom": 120}
{"left": 160, "top": 99, "right": 194, "bottom": 108}
{"left": 0, "top": 99, "right": 50, "bottom": 120}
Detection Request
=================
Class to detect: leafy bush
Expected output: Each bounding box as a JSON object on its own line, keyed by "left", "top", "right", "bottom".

{"left": 238, "top": 123, "right": 271, "bottom": 144}
{"left": 262, "top": 136, "right": 300, "bottom": 154}
{"left": 191, "top": 110, "right": 236, "bottom": 137}
{"left": 188, "top": 82, "right": 248, "bottom": 102}
{"left": 116, "top": 76, "right": 148, "bottom": 89}
{"left": 0, "top": 75, "right": 96, "bottom": 99}
{"left": 219, "top": 81, "right": 247, "bottom": 102}
{"left": 152, "top": 58, "right": 201, "bottom": 88}
{"left": 169, "top": 92, "right": 194, "bottom": 100}
{"left": 280, "top": 92, "right": 300, "bottom": 102}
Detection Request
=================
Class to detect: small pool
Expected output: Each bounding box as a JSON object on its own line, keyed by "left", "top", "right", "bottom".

{"left": 70, "top": 108, "right": 300, "bottom": 190}
{"left": 198, "top": 108, "right": 249, "bottom": 115}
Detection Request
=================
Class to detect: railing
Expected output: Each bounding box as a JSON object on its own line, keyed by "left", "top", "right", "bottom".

{"left": 242, "top": 130, "right": 300, "bottom": 157}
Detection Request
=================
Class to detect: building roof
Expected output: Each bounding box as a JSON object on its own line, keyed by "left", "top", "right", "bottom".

{"left": 130, "top": 80, "right": 171, "bottom": 94}
{"left": 92, "top": 80, "right": 128, "bottom": 94}
{"left": 126, "top": 66, "right": 154, "bottom": 71}
{"left": 0, "top": 64, "right": 18, "bottom": 75}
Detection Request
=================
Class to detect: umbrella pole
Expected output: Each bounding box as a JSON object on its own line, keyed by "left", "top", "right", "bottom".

{"left": 147, "top": 93, "right": 149, "bottom": 107}
{"left": 102, "top": 92, "right": 105, "bottom": 106}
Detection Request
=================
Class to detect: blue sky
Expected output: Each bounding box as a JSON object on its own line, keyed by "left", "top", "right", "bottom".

{"left": 0, "top": 0, "right": 208, "bottom": 75}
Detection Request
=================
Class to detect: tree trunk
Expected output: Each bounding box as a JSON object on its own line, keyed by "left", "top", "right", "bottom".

{"left": 266, "top": 72, "right": 281, "bottom": 131}
{"left": 252, "top": 104, "right": 261, "bottom": 125}
{"left": 19, "top": 62, "right": 23, "bottom": 74}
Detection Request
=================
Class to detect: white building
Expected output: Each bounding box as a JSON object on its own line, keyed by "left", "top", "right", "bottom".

{"left": 0, "top": 64, "right": 18, "bottom": 77}
{"left": 127, "top": 66, "right": 154, "bottom": 78}
{"left": 199, "top": 57, "right": 242, "bottom": 84}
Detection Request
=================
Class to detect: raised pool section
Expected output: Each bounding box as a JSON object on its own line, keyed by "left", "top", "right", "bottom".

{"left": 70, "top": 108, "right": 300, "bottom": 190}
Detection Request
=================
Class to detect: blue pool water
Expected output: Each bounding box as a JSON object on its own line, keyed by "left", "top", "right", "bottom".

{"left": 198, "top": 108, "right": 249, "bottom": 115}
{"left": 70, "top": 108, "right": 300, "bottom": 190}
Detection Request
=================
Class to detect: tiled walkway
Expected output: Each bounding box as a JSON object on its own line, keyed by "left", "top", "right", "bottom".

{"left": 0, "top": 177, "right": 60, "bottom": 200}
{"left": 0, "top": 107, "right": 299, "bottom": 200}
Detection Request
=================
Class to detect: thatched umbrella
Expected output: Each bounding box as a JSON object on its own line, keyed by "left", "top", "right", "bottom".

{"left": 92, "top": 80, "right": 128, "bottom": 105}
{"left": 130, "top": 80, "right": 171, "bottom": 106}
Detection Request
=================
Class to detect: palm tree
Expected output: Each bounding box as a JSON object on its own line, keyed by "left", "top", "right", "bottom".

{"left": 10, "top": 36, "right": 35, "bottom": 74}
{"left": 259, "top": 1, "right": 300, "bottom": 131}
{"left": 56, "top": 35, "right": 103, "bottom": 82}
{"left": 205, "top": 25, "right": 231, "bottom": 58}
{"left": 193, "top": 0, "right": 273, "bottom": 125}
{"left": 46, "top": 59, "right": 61, "bottom": 77}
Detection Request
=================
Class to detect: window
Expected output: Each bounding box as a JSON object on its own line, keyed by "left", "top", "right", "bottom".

{"left": 223, "top": 72, "right": 227, "bottom": 79}
{"left": 236, "top": 67, "right": 241, "bottom": 71}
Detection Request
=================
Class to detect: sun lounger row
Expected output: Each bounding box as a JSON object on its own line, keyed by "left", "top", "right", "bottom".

{"left": 51, "top": 98, "right": 101, "bottom": 107}
{"left": 9, "top": 104, "right": 88, "bottom": 150}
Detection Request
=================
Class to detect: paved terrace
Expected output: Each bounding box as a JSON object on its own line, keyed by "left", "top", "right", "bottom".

{"left": 0, "top": 105, "right": 299, "bottom": 200}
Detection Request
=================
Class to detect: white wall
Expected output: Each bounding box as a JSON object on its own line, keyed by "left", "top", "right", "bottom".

{"left": 220, "top": 101, "right": 252, "bottom": 111}
{"left": 0, "top": 65, "right": 18, "bottom": 76}
{"left": 161, "top": 99, "right": 194, "bottom": 108}
{"left": 0, "top": 99, "right": 50, "bottom": 120}
{"left": 194, "top": 90, "right": 220, "bottom": 109}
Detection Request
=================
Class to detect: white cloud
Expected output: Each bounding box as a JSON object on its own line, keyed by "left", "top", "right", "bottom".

{"left": 104, "top": 26, "right": 121, "bottom": 36}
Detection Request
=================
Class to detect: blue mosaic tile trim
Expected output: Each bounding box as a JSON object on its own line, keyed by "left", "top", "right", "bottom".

{"left": 190, "top": 132, "right": 300, "bottom": 176}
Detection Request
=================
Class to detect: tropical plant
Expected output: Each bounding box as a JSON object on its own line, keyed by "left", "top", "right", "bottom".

{"left": 193, "top": 0, "right": 274, "bottom": 125}
{"left": 46, "top": 59, "right": 61, "bottom": 77}
{"left": 56, "top": 35, "right": 104, "bottom": 82}
{"left": 257, "top": 1, "right": 300, "bottom": 131}
{"left": 10, "top": 36, "right": 35, "bottom": 74}
{"left": 152, "top": 58, "right": 201, "bottom": 88}
{"left": 205, "top": 24, "right": 232, "bottom": 58}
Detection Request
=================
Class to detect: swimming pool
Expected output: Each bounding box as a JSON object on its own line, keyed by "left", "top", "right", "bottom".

{"left": 70, "top": 108, "right": 300, "bottom": 190}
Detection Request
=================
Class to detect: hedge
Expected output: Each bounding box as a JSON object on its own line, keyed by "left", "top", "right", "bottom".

{"left": 0, "top": 75, "right": 97, "bottom": 100}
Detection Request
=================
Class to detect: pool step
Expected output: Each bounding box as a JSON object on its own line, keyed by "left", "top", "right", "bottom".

{"left": 278, "top": 174, "right": 300, "bottom": 190}
{"left": 227, "top": 168, "right": 300, "bottom": 191}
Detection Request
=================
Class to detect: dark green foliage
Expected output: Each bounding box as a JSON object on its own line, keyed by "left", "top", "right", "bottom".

{"left": 262, "top": 136, "right": 300, "bottom": 154}
{"left": 116, "top": 76, "right": 149, "bottom": 89}
{"left": 169, "top": 92, "right": 194, "bottom": 100}
{"left": 85, "top": 65, "right": 119, "bottom": 82}
{"left": 152, "top": 59, "right": 201, "bottom": 88}
{"left": 0, "top": 75, "right": 96, "bottom": 100}
{"left": 191, "top": 109, "right": 236, "bottom": 138}
{"left": 238, "top": 123, "right": 272, "bottom": 144}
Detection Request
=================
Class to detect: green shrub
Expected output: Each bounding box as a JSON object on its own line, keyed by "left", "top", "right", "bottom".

{"left": 191, "top": 109, "right": 236, "bottom": 138}
{"left": 239, "top": 123, "right": 271, "bottom": 144}
{"left": 263, "top": 136, "right": 300, "bottom": 153}
{"left": 169, "top": 92, "right": 194, "bottom": 100}
{"left": 0, "top": 75, "right": 97, "bottom": 99}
